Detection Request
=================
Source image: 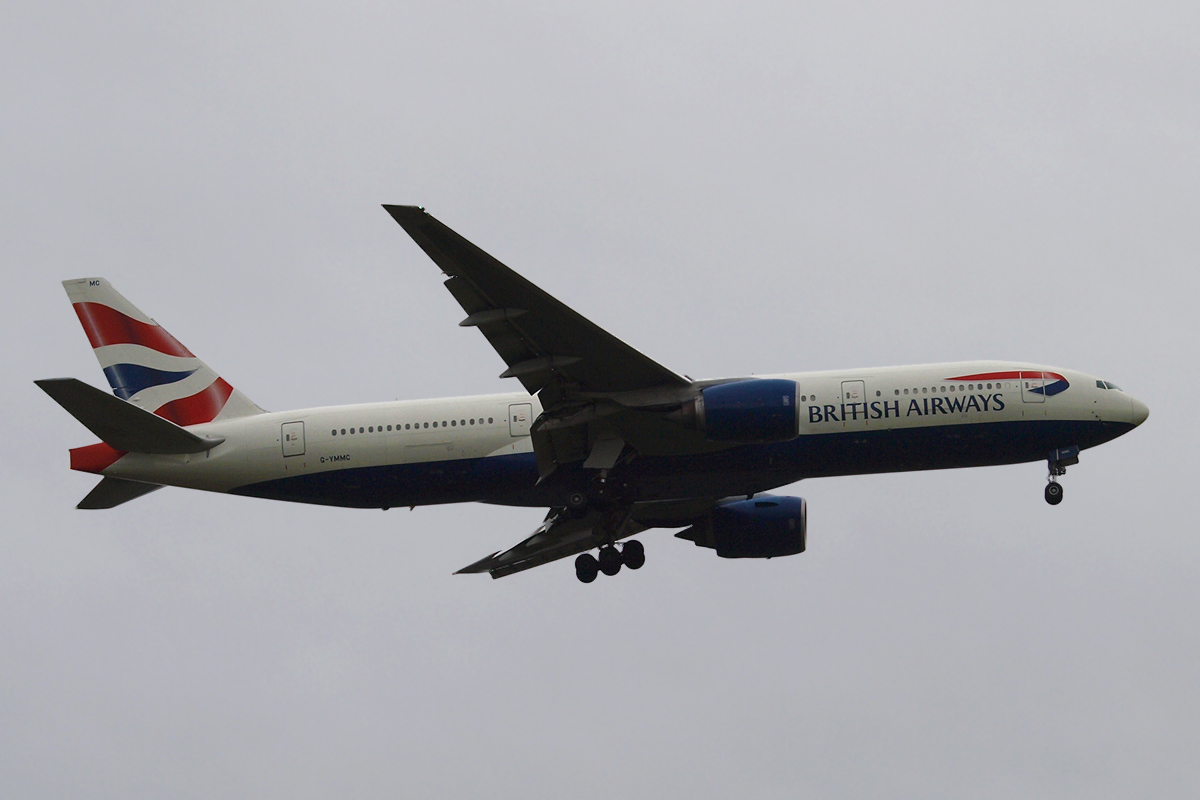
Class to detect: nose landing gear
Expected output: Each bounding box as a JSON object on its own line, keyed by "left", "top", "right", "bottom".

{"left": 1044, "top": 446, "right": 1079, "bottom": 506}
{"left": 574, "top": 540, "right": 645, "bottom": 583}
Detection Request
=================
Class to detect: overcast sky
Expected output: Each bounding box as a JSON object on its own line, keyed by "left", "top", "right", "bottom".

{"left": 2, "top": 2, "right": 1196, "bottom": 797}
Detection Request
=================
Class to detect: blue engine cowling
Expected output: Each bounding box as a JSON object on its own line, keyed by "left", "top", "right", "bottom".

{"left": 675, "top": 495, "right": 807, "bottom": 559}
{"left": 678, "top": 379, "right": 799, "bottom": 443}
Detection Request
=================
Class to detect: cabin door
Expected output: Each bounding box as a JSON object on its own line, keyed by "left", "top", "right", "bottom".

{"left": 840, "top": 380, "right": 869, "bottom": 429}
{"left": 1020, "top": 372, "right": 1046, "bottom": 404}
{"left": 281, "top": 421, "right": 305, "bottom": 456}
{"left": 508, "top": 403, "right": 533, "bottom": 437}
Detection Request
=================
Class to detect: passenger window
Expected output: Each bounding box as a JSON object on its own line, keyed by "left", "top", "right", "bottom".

{"left": 433, "top": 421, "right": 438, "bottom": 427}
{"left": 922, "top": 387, "right": 927, "bottom": 394}
{"left": 341, "top": 429, "right": 346, "bottom": 435}
{"left": 488, "top": 417, "right": 494, "bottom": 424}
{"left": 368, "top": 427, "right": 373, "bottom": 433}
{"left": 331, "top": 429, "right": 337, "bottom": 436}
{"left": 904, "top": 389, "right": 909, "bottom": 395}
{"left": 451, "top": 420, "right": 456, "bottom": 426}
{"left": 940, "top": 386, "right": 946, "bottom": 393}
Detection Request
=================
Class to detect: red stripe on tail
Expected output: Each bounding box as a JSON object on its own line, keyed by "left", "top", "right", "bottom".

{"left": 153, "top": 378, "right": 234, "bottom": 426}
{"left": 73, "top": 302, "right": 194, "bottom": 357}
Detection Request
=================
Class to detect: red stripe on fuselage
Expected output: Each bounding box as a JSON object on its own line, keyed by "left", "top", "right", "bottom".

{"left": 73, "top": 302, "right": 194, "bottom": 357}
{"left": 153, "top": 378, "right": 233, "bottom": 426}
{"left": 948, "top": 371, "right": 1065, "bottom": 382}
{"left": 70, "top": 442, "right": 127, "bottom": 474}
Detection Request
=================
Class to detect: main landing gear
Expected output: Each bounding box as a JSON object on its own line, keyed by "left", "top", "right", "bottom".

{"left": 1044, "top": 446, "right": 1079, "bottom": 506}
{"left": 575, "top": 540, "right": 645, "bottom": 583}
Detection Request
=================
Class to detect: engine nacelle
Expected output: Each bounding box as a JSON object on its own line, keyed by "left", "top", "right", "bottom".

{"left": 676, "top": 379, "right": 799, "bottom": 443}
{"left": 676, "top": 495, "right": 807, "bottom": 559}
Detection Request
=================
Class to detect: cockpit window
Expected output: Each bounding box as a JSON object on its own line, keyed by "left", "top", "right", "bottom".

{"left": 1096, "top": 380, "right": 1105, "bottom": 389}
{"left": 1097, "top": 380, "right": 1123, "bottom": 391}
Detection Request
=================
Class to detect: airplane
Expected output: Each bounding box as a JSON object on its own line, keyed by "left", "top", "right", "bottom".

{"left": 36, "top": 205, "right": 1150, "bottom": 582}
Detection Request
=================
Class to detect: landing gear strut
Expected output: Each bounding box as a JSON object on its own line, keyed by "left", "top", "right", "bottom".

{"left": 575, "top": 540, "right": 645, "bottom": 583}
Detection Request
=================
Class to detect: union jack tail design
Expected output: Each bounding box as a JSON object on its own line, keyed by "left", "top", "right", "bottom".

{"left": 63, "top": 278, "right": 264, "bottom": 425}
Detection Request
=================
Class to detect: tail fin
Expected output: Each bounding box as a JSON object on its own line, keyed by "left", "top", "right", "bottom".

{"left": 63, "top": 278, "right": 264, "bottom": 424}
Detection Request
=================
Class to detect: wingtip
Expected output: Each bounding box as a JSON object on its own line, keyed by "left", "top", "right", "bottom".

{"left": 382, "top": 204, "right": 428, "bottom": 222}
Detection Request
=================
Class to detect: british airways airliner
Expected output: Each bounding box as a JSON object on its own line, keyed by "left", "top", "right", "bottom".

{"left": 37, "top": 206, "right": 1149, "bottom": 582}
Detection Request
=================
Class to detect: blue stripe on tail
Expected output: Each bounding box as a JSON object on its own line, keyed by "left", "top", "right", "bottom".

{"left": 103, "top": 364, "right": 198, "bottom": 400}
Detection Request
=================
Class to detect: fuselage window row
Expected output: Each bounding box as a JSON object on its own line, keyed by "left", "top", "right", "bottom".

{"left": 331, "top": 416, "right": 496, "bottom": 436}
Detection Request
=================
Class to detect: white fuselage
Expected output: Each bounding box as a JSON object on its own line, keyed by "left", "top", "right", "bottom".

{"left": 85, "top": 361, "right": 1144, "bottom": 507}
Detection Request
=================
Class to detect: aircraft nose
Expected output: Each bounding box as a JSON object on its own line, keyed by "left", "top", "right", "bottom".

{"left": 1130, "top": 396, "right": 1149, "bottom": 426}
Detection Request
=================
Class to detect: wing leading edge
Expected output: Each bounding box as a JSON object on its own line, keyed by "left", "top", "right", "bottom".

{"left": 383, "top": 205, "right": 689, "bottom": 398}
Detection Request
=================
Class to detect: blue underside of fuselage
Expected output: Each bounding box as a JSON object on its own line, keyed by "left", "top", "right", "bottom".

{"left": 228, "top": 419, "right": 1135, "bottom": 510}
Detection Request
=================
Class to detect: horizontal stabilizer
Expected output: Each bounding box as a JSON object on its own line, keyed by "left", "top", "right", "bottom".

{"left": 77, "top": 477, "right": 163, "bottom": 509}
{"left": 35, "top": 378, "right": 224, "bottom": 454}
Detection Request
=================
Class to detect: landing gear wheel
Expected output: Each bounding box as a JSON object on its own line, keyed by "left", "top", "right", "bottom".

{"left": 574, "top": 553, "right": 599, "bottom": 583}
{"left": 597, "top": 546, "right": 623, "bottom": 576}
{"left": 621, "top": 539, "right": 645, "bottom": 570}
{"left": 1045, "top": 482, "right": 1064, "bottom": 505}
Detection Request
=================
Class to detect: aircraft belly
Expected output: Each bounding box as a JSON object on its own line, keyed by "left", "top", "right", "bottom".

{"left": 229, "top": 451, "right": 543, "bottom": 509}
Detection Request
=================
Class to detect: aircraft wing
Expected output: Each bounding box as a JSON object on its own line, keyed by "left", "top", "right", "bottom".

{"left": 384, "top": 205, "right": 690, "bottom": 397}
{"left": 455, "top": 508, "right": 646, "bottom": 579}
{"left": 455, "top": 498, "right": 720, "bottom": 579}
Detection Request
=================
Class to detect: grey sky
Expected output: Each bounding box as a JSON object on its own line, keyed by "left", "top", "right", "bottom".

{"left": 2, "top": 2, "right": 1196, "bottom": 797}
